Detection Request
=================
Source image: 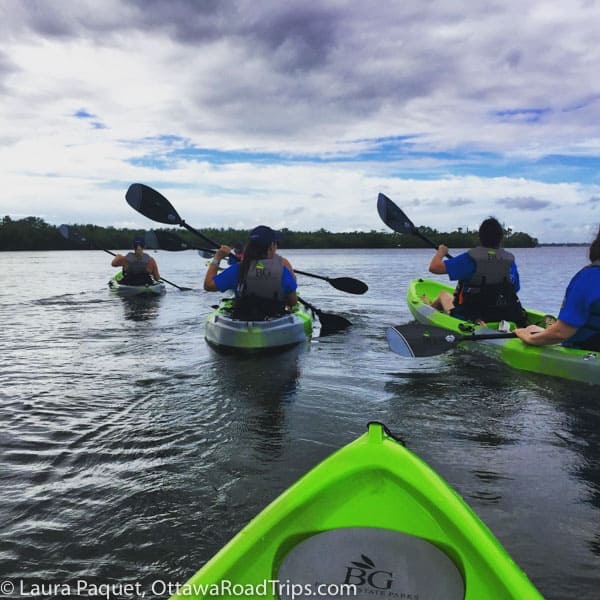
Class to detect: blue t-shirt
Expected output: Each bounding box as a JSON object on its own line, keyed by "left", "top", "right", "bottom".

{"left": 445, "top": 251, "right": 520, "bottom": 292}
{"left": 558, "top": 265, "right": 600, "bottom": 346}
{"left": 213, "top": 262, "right": 297, "bottom": 296}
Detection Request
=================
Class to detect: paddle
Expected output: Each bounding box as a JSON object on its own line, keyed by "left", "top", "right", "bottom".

{"left": 298, "top": 297, "right": 352, "bottom": 336}
{"left": 125, "top": 183, "right": 353, "bottom": 334}
{"left": 145, "top": 230, "right": 216, "bottom": 256}
{"left": 58, "top": 225, "right": 192, "bottom": 292}
{"left": 377, "top": 193, "right": 453, "bottom": 258}
{"left": 386, "top": 323, "right": 515, "bottom": 358}
{"left": 126, "top": 183, "right": 368, "bottom": 294}
{"left": 148, "top": 227, "right": 368, "bottom": 294}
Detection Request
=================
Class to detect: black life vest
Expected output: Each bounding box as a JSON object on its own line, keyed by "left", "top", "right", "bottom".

{"left": 119, "top": 252, "right": 153, "bottom": 285}
{"left": 233, "top": 256, "right": 287, "bottom": 319}
{"left": 453, "top": 247, "right": 526, "bottom": 325}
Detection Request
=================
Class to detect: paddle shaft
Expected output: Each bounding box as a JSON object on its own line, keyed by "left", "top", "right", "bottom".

{"left": 179, "top": 220, "right": 366, "bottom": 291}
{"left": 412, "top": 229, "right": 453, "bottom": 259}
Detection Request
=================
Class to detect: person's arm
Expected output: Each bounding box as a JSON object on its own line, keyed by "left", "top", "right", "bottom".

{"left": 285, "top": 291, "right": 298, "bottom": 306}
{"left": 514, "top": 320, "right": 578, "bottom": 346}
{"left": 148, "top": 256, "right": 161, "bottom": 281}
{"left": 428, "top": 245, "right": 449, "bottom": 274}
{"left": 280, "top": 256, "right": 296, "bottom": 280}
{"left": 111, "top": 255, "right": 127, "bottom": 268}
{"left": 282, "top": 266, "right": 298, "bottom": 306}
{"left": 204, "top": 245, "right": 231, "bottom": 291}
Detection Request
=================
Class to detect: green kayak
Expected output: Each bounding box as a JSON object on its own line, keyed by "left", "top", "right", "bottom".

{"left": 406, "top": 278, "right": 599, "bottom": 385}
{"left": 170, "top": 422, "right": 542, "bottom": 600}
{"left": 108, "top": 272, "right": 166, "bottom": 296}
{"left": 205, "top": 299, "right": 313, "bottom": 353}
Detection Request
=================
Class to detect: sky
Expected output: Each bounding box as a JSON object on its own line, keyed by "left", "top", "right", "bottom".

{"left": 1, "top": 1, "right": 600, "bottom": 243}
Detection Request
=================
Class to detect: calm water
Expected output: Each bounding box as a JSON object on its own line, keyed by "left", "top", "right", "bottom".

{"left": 1, "top": 247, "right": 599, "bottom": 599}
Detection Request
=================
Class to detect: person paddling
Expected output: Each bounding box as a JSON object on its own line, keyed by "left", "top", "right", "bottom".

{"left": 515, "top": 228, "right": 600, "bottom": 350}
{"left": 111, "top": 237, "right": 161, "bottom": 285}
{"left": 204, "top": 225, "right": 297, "bottom": 318}
{"left": 424, "top": 217, "right": 526, "bottom": 325}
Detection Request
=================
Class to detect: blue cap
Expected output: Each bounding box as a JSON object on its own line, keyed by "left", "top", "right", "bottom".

{"left": 249, "top": 225, "right": 282, "bottom": 245}
{"left": 133, "top": 237, "right": 145, "bottom": 248}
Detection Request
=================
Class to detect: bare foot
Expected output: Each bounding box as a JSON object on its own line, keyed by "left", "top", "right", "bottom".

{"left": 421, "top": 294, "right": 431, "bottom": 305}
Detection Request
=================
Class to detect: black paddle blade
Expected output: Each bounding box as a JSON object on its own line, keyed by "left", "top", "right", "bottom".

{"left": 318, "top": 312, "right": 352, "bottom": 336}
{"left": 59, "top": 224, "right": 88, "bottom": 246}
{"left": 377, "top": 193, "right": 416, "bottom": 235}
{"left": 387, "top": 324, "right": 461, "bottom": 357}
{"left": 329, "top": 277, "right": 368, "bottom": 295}
{"left": 150, "top": 229, "right": 192, "bottom": 251}
{"left": 126, "top": 183, "right": 183, "bottom": 225}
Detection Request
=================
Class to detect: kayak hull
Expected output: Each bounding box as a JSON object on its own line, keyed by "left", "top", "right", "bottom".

{"left": 170, "top": 422, "right": 542, "bottom": 600}
{"left": 108, "top": 273, "right": 166, "bottom": 296}
{"left": 205, "top": 300, "right": 313, "bottom": 353}
{"left": 407, "top": 278, "right": 599, "bottom": 385}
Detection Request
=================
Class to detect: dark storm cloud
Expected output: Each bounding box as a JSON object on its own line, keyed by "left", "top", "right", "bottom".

{"left": 496, "top": 197, "right": 553, "bottom": 211}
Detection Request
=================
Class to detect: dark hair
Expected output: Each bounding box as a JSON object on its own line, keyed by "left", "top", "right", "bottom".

{"left": 479, "top": 217, "right": 504, "bottom": 248}
{"left": 590, "top": 227, "right": 600, "bottom": 262}
{"left": 237, "top": 238, "right": 270, "bottom": 290}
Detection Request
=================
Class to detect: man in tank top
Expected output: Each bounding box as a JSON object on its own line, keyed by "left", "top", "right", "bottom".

{"left": 111, "top": 237, "right": 161, "bottom": 285}
{"left": 424, "top": 217, "right": 526, "bottom": 325}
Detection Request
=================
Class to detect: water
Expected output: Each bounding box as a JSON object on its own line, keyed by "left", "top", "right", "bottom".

{"left": 1, "top": 247, "right": 598, "bottom": 599}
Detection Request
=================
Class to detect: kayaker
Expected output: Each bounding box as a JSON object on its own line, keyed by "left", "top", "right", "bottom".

{"left": 204, "top": 225, "right": 297, "bottom": 317}
{"left": 424, "top": 217, "right": 527, "bottom": 325}
{"left": 111, "top": 237, "right": 161, "bottom": 285}
{"left": 515, "top": 228, "right": 600, "bottom": 351}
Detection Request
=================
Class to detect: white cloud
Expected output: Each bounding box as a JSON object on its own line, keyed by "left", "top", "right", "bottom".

{"left": 1, "top": 0, "right": 600, "bottom": 242}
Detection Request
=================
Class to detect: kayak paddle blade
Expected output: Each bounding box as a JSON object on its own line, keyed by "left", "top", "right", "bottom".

{"left": 377, "top": 193, "right": 417, "bottom": 235}
{"left": 151, "top": 229, "right": 192, "bottom": 251}
{"left": 318, "top": 312, "right": 352, "bottom": 336}
{"left": 386, "top": 327, "right": 416, "bottom": 358}
{"left": 59, "top": 224, "right": 86, "bottom": 245}
{"left": 126, "top": 183, "right": 183, "bottom": 226}
{"left": 328, "top": 277, "right": 369, "bottom": 295}
{"left": 387, "top": 324, "right": 461, "bottom": 357}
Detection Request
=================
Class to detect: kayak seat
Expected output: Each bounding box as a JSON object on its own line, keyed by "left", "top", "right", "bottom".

{"left": 229, "top": 295, "right": 289, "bottom": 321}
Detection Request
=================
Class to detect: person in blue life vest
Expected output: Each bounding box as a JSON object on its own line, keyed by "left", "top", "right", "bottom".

{"left": 515, "top": 227, "right": 600, "bottom": 351}
{"left": 111, "top": 237, "right": 161, "bottom": 285}
{"left": 204, "top": 225, "right": 297, "bottom": 318}
{"left": 424, "top": 217, "right": 527, "bottom": 325}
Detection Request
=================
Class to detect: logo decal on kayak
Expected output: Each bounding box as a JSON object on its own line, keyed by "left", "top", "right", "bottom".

{"left": 344, "top": 554, "right": 394, "bottom": 590}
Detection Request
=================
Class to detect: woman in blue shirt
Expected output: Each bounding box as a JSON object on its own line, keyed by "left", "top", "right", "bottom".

{"left": 515, "top": 228, "right": 600, "bottom": 351}
{"left": 204, "top": 225, "right": 297, "bottom": 315}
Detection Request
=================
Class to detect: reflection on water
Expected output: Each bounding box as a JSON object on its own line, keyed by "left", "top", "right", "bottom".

{"left": 118, "top": 295, "right": 162, "bottom": 321}
{"left": 1, "top": 249, "right": 599, "bottom": 599}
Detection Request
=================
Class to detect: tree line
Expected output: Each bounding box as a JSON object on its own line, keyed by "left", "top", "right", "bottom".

{"left": 0, "top": 215, "right": 538, "bottom": 251}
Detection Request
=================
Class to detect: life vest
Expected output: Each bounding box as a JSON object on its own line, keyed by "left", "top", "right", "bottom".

{"left": 233, "top": 255, "right": 286, "bottom": 319}
{"left": 453, "top": 247, "right": 526, "bottom": 324}
{"left": 124, "top": 252, "right": 151, "bottom": 275}
{"left": 120, "top": 252, "right": 153, "bottom": 285}
{"left": 240, "top": 255, "right": 284, "bottom": 301}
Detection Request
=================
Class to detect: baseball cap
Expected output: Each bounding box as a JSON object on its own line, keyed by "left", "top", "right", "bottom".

{"left": 248, "top": 225, "right": 282, "bottom": 244}
{"left": 133, "top": 237, "right": 145, "bottom": 248}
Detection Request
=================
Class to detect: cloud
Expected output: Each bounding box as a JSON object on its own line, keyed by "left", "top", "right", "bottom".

{"left": 496, "top": 197, "right": 554, "bottom": 211}
{"left": 1, "top": 1, "right": 600, "bottom": 241}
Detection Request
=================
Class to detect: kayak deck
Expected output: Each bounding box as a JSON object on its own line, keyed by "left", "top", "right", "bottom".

{"left": 108, "top": 272, "right": 166, "bottom": 296}
{"left": 205, "top": 299, "right": 313, "bottom": 353}
{"left": 407, "top": 278, "right": 599, "bottom": 385}
{"left": 170, "top": 422, "right": 541, "bottom": 599}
